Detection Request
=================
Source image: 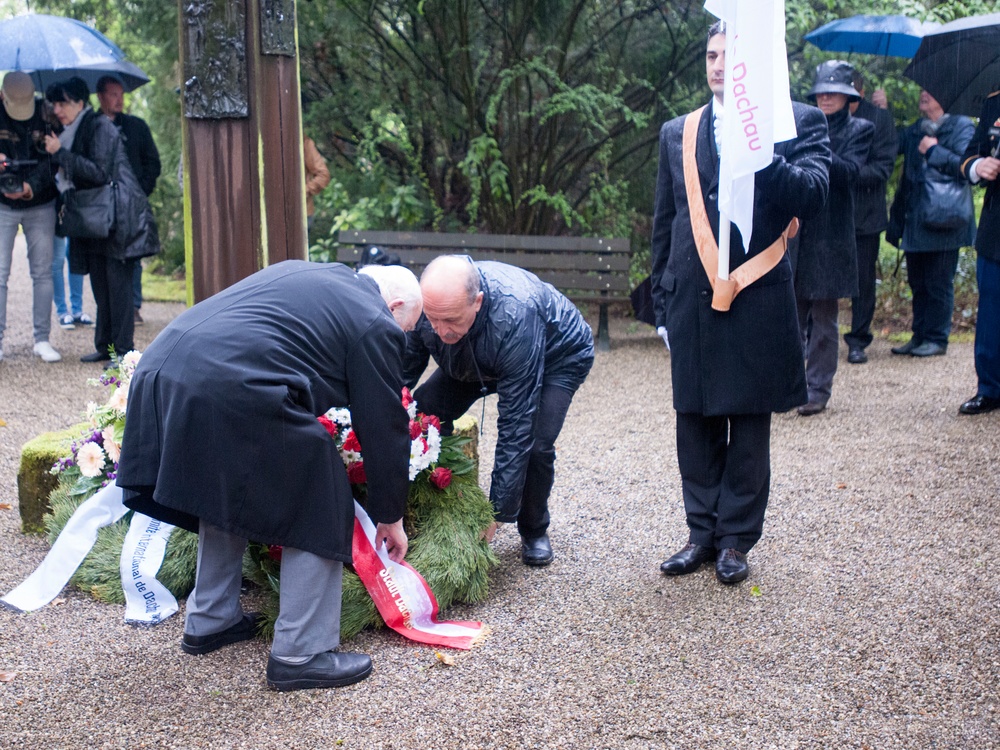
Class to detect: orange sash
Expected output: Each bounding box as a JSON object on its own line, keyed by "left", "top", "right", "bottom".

{"left": 682, "top": 105, "right": 798, "bottom": 312}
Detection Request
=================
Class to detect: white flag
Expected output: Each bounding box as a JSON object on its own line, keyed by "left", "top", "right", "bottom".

{"left": 705, "top": 0, "right": 795, "bottom": 252}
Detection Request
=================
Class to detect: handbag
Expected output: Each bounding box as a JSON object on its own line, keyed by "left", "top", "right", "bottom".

{"left": 918, "top": 166, "right": 968, "bottom": 231}
{"left": 56, "top": 183, "right": 116, "bottom": 239}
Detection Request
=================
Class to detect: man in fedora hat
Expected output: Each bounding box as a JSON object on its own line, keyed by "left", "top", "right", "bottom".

{"left": 793, "top": 60, "right": 873, "bottom": 415}
{"left": 0, "top": 70, "right": 61, "bottom": 363}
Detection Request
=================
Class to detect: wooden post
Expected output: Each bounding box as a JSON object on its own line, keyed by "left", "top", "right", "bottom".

{"left": 179, "top": 0, "right": 306, "bottom": 304}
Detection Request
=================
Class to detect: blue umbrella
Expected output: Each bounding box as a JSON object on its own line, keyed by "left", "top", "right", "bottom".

{"left": 805, "top": 15, "right": 941, "bottom": 58}
{"left": 0, "top": 14, "right": 149, "bottom": 92}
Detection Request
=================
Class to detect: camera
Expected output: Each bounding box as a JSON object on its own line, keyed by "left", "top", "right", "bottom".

{"left": 0, "top": 158, "right": 37, "bottom": 194}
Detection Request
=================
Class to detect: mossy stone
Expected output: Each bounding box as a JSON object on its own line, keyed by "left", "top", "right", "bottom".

{"left": 18, "top": 423, "right": 87, "bottom": 534}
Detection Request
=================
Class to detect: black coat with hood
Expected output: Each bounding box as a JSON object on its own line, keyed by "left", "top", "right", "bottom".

{"left": 792, "top": 105, "right": 873, "bottom": 300}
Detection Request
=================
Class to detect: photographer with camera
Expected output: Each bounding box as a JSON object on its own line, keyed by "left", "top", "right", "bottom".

{"left": 0, "top": 71, "right": 61, "bottom": 363}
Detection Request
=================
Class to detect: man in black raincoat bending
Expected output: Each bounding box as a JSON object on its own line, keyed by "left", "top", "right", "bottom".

{"left": 117, "top": 260, "right": 422, "bottom": 692}
{"left": 403, "top": 255, "right": 594, "bottom": 567}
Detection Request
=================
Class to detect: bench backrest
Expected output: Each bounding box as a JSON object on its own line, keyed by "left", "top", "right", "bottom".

{"left": 335, "top": 230, "right": 631, "bottom": 301}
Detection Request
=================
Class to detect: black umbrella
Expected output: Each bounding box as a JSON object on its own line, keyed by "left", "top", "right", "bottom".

{"left": 904, "top": 13, "right": 1000, "bottom": 117}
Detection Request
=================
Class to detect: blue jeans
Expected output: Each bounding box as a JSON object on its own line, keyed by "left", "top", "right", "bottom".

{"left": 975, "top": 255, "right": 1000, "bottom": 400}
{"left": 0, "top": 200, "right": 56, "bottom": 345}
{"left": 51, "top": 235, "right": 84, "bottom": 318}
{"left": 905, "top": 250, "right": 959, "bottom": 347}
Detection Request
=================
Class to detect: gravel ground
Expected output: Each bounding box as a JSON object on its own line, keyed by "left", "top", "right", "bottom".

{"left": 1, "top": 237, "right": 998, "bottom": 749}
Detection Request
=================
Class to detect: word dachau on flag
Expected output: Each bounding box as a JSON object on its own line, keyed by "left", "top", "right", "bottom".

{"left": 705, "top": 0, "right": 796, "bottom": 252}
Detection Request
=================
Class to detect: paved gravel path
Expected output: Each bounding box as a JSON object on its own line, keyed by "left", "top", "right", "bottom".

{"left": 1, "top": 240, "right": 998, "bottom": 749}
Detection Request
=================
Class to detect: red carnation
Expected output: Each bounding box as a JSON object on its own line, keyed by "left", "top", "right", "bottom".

{"left": 267, "top": 544, "right": 283, "bottom": 561}
{"left": 409, "top": 420, "right": 423, "bottom": 440}
{"left": 421, "top": 413, "right": 441, "bottom": 431}
{"left": 317, "top": 415, "right": 339, "bottom": 439}
{"left": 429, "top": 466, "right": 452, "bottom": 489}
{"left": 401, "top": 387, "right": 414, "bottom": 409}
{"left": 347, "top": 461, "right": 367, "bottom": 484}
{"left": 342, "top": 430, "right": 362, "bottom": 453}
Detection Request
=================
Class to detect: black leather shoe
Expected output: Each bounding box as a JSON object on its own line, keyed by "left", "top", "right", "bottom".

{"left": 80, "top": 350, "right": 111, "bottom": 363}
{"left": 521, "top": 534, "right": 554, "bottom": 566}
{"left": 267, "top": 651, "right": 373, "bottom": 692}
{"left": 797, "top": 401, "right": 826, "bottom": 416}
{"left": 910, "top": 342, "right": 946, "bottom": 357}
{"left": 891, "top": 338, "right": 920, "bottom": 355}
{"left": 181, "top": 612, "right": 262, "bottom": 655}
{"left": 715, "top": 548, "right": 749, "bottom": 585}
{"left": 847, "top": 347, "right": 868, "bottom": 364}
{"left": 660, "top": 543, "right": 714, "bottom": 575}
{"left": 959, "top": 394, "right": 1000, "bottom": 415}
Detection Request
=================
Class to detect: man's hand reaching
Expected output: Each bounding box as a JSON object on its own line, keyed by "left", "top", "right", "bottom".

{"left": 375, "top": 518, "right": 408, "bottom": 563}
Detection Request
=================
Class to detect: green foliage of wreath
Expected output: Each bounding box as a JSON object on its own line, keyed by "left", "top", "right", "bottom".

{"left": 44, "top": 467, "right": 497, "bottom": 641}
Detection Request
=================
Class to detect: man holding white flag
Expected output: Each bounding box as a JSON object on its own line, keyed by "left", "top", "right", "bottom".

{"left": 650, "top": 8, "right": 830, "bottom": 584}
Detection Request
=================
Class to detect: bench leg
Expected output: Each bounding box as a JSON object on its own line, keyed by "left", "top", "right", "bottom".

{"left": 597, "top": 303, "right": 610, "bottom": 352}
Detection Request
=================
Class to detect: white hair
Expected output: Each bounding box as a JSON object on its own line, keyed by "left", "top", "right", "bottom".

{"left": 358, "top": 264, "right": 422, "bottom": 321}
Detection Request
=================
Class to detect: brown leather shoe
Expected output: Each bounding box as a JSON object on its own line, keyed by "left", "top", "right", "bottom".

{"left": 660, "top": 543, "right": 714, "bottom": 575}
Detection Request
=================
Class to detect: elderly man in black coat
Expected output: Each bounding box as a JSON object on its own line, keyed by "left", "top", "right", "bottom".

{"left": 957, "top": 91, "right": 1000, "bottom": 415}
{"left": 651, "top": 22, "right": 831, "bottom": 584}
{"left": 117, "top": 260, "right": 422, "bottom": 692}
{"left": 844, "top": 71, "right": 898, "bottom": 365}
{"left": 794, "top": 61, "right": 873, "bottom": 415}
{"left": 403, "top": 255, "right": 594, "bottom": 568}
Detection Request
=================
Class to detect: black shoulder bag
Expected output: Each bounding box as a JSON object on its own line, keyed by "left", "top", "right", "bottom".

{"left": 55, "top": 160, "right": 116, "bottom": 239}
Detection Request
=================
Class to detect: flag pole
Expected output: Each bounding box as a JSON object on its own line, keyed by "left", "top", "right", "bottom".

{"left": 718, "top": 211, "right": 731, "bottom": 281}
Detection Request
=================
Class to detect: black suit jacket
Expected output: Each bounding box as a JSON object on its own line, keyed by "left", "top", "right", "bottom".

{"left": 108, "top": 112, "right": 161, "bottom": 196}
{"left": 962, "top": 92, "right": 1000, "bottom": 264}
{"left": 852, "top": 98, "right": 897, "bottom": 235}
{"left": 650, "top": 100, "right": 830, "bottom": 415}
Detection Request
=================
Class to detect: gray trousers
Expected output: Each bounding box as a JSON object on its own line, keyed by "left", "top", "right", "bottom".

{"left": 796, "top": 296, "right": 840, "bottom": 406}
{"left": 186, "top": 522, "right": 343, "bottom": 658}
{"left": 0, "top": 200, "right": 56, "bottom": 346}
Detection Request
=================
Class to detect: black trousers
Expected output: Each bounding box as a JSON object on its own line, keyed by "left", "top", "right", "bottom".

{"left": 845, "top": 232, "right": 881, "bottom": 350}
{"left": 87, "top": 252, "right": 136, "bottom": 356}
{"left": 413, "top": 370, "right": 577, "bottom": 539}
{"left": 906, "top": 249, "right": 959, "bottom": 347}
{"left": 675, "top": 412, "right": 772, "bottom": 554}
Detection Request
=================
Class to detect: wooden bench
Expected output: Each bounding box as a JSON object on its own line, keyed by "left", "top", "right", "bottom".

{"left": 335, "top": 230, "right": 631, "bottom": 351}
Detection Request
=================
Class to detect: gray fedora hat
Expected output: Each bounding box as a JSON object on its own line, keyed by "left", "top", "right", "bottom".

{"left": 807, "top": 60, "right": 861, "bottom": 101}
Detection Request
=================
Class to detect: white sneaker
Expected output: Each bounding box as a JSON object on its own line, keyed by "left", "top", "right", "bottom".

{"left": 59, "top": 313, "right": 76, "bottom": 329}
{"left": 33, "top": 341, "right": 62, "bottom": 363}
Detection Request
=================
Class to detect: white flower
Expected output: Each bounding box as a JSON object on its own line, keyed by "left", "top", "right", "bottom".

{"left": 77, "top": 442, "right": 107, "bottom": 478}
{"left": 325, "top": 407, "right": 352, "bottom": 427}
{"left": 120, "top": 350, "right": 142, "bottom": 371}
{"left": 406, "top": 401, "right": 417, "bottom": 420}
{"left": 101, "top": 426, "right": 121, "bottom": 463}
{"left": 425, "top": 425, "right": 441, "bottom": 462}
{"left": 106, "top": 386, "right": 128, "bottom": 415}
{"left": 86, "top": 401, "right": 100, "bottom": 428}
